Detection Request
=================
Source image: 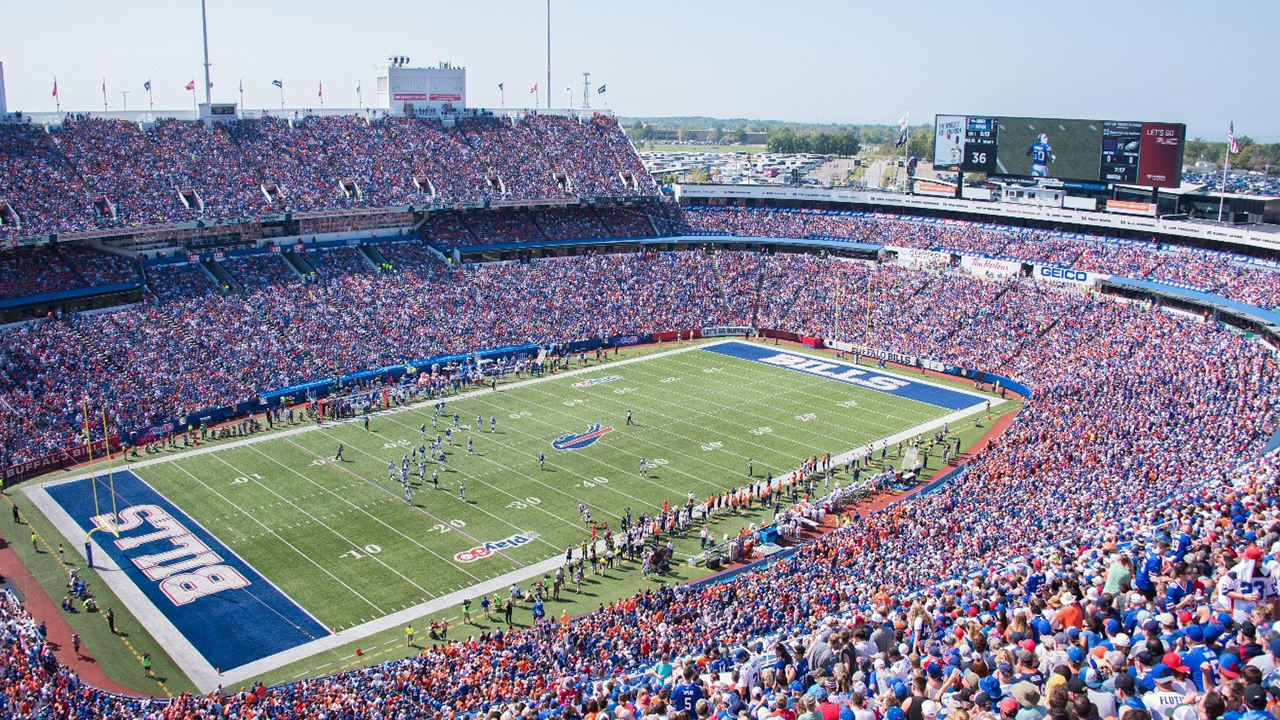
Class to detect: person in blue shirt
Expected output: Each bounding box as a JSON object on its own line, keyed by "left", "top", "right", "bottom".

{"left": 669, "top": 666, "right": 705, "bottom": 714}
{"left": 1136, "top": 542, "right": 1166, "bottom": 600}
{"left": 1027, "top": 134, "right": 1056, "bottom": 177}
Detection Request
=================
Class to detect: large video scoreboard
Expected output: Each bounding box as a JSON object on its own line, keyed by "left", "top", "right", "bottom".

{"left": 933, "top": 114, "right": 1186, "bottom": 188}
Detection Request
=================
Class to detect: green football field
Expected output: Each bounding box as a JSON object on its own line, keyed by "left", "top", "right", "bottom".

{"left": 25, "top": 339, "right": 1012, "bottom": 690}
{"left": 127, "top": 341, "right": 959, "bottom": 630}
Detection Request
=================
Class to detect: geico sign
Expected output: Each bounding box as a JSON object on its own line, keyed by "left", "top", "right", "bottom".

{"left": 1037, "top": 266, "right": 1089, "bottom": 284}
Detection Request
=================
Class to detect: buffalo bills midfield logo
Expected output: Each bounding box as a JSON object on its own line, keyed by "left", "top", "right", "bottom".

{"left": 552, "top": 423, "right": 614, "bottom": 450}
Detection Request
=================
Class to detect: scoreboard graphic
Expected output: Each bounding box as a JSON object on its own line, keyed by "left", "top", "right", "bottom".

{"left": 933, "top": 114, "right": 1185, "bottom": 188}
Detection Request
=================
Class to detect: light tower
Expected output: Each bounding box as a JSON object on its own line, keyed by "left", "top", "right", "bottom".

{"left": 582, "top": 72, "right": 591, "bottom": 109}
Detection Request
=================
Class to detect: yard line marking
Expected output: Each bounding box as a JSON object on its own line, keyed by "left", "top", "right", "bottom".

{"left": 202, "top": 453, "right": 438, "bottom": 598}
{"left": 245, "top": 440, "right": 490, "bottom": 580}
{"left": 165, "top": 461, "right": 383, "bottom": 614}
{"left": 369, "top": 404, "right": 658, "bottom": 517}
{"left": 41, "top": 340, "right": 726, "bottom": 490}
{"left": 297, "top": 429, "right": 565, "bottom": 555}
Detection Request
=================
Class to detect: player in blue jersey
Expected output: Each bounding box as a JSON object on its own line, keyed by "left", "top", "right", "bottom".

{"left": 1027, "top": 133, "right": 1056, "bottom": 177}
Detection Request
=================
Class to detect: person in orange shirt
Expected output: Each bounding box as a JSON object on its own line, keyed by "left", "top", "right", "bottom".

{"left": 1054, "top": 591, "right": 1083, "bottom": 629}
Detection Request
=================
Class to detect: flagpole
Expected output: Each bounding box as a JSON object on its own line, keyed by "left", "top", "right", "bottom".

{"left": 239, "top": 80, "right": 244, "bottom": 110}
{"left": 53, "top": 77, "right": 60, "bottom": 113}
{"left": 200, "top": 0, "right": 213, "bottom": 105}
{"left": 102, "top": 78, "right": 108, "bottom": 112}
{"left": 280, "top": 82, "right": 285, "bottom": 110}
{"left": 1218, "top": 146, "right": 1230, "bottom": 222}
{"left": 147, "top": 82, "right": 154, "bottom": 111}
{"left": 546, "top": 0, "right": 551, "bottom": 110}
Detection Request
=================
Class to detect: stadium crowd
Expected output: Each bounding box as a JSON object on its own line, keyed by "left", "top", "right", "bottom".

{"left": 1, "top": 245, "right": 1279, "bottom": 720}
{"left": 681, "top": 207, "right": 1280, "bottom": 311}
{"left": 0, "top": 112, "right": 655, "bottom": 239}
{"left": 0, "top": 244, "right": 136, "bottom": 300}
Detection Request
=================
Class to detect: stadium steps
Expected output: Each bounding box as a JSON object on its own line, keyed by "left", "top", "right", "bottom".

{"left": 200, "top": 259, "right": 243, "bottom": 294}
{"left": 361, "top": 244, "right": 390, "bottom": 268}
{"left": 66, "top": 321, "right": 140, "bottom": 394}
{"left": 749, "top": 261, "right": 768, "bottom": 328}
{"left": 282, "top": 251, "right": 313, "bottom": 278}
{"left": 998, "top": 314, "right": 1066, "bottom": 372}
{"left": 711, "top": 251, "right": 733, "bottom": 310}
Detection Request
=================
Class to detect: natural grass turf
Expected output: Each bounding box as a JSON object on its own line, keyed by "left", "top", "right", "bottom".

{"left": 19, "top": 339, "right": 1020, "bottom": 690}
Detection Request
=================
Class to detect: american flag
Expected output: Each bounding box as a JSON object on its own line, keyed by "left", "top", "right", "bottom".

{"left": 1228, "top": 121, "right": 1239, "bottom": 154}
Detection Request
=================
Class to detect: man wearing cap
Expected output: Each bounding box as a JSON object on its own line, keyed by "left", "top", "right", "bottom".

{"left": 1182, "top": 625, "right": 1216, "bottom": 693}
{"left": 1142, "top": 665, "right": 1184, "bottom": 720}
{"left": 1217, "top": 546, "right": 1273, "bottom": 624}
{"left": 817, "top": 687, "right": 840, "bottom": 720}
{"left": 1240, "top": 684, "right": 1275, "bottom": 720}
{"left": 1056, "top": 592, "right": 1083, "bottom": 630}
{"left": 1081, "top": 668, "right": 1117, "bottom": 719}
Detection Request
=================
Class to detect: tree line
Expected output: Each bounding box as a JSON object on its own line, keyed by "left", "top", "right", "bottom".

{"left": 765, "top": 129, "right": 861, "bottom": 155}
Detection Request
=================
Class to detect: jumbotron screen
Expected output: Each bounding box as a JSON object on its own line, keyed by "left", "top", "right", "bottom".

{"left": 933, "top": 114, "right": 1186, "bottom": 187}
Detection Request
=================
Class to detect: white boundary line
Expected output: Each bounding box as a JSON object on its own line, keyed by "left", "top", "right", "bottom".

{"left": 26, "top": 337, "right": 1005, "bottom": 691}
{"left": 24, "top": 482, "right": 224, "bottom": 690}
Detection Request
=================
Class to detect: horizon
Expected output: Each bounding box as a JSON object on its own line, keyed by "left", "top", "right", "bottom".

{"left": 1, "top": 0, "right": 1277, "bottom": 142}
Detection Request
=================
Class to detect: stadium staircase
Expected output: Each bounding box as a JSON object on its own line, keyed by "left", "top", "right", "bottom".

{"left": 711, "top": 250, "right": 732, "bottom": 311}
{"left": 749, "top": 259, "right": 767, "bottom": 328}
{"left": 282, "top": 251, "right": 313, "bottom": 279}
{"left": 997, "top": 313, "right": 1067, "bottom": 373}
{"left": 200, "top": 259, "right": 243, "bottom": 293}
{"left": 66, "top": 321, "right": 138, "bottom": 396}
{"left": 360, "top": 244, "right": 390, "bottom": 268}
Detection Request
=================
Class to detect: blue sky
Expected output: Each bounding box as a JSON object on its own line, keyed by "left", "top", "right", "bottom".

{"left": 3, "top": 0, "right": 1277, "bottom": 140}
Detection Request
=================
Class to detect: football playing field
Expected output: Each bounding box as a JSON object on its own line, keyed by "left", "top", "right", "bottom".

{"left": 26, "top": 339, "right": 1003, "bottom": 690}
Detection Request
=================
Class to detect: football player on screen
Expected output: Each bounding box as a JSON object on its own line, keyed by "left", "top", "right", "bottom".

{"left": 1027, "top": 133, "right": 1056, "bottom": 177}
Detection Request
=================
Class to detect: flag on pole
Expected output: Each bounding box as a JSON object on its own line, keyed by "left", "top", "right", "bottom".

{"left": 143, "top": 80, "right": 151, "bottom": 92}
{"left": 185, "top": 80, "right": 196, "bottom": 91}
{"left": 318, "top": 82, "right": 323, "bottom": 98}
{"left": 895, "top": 110, "right": 911, "bottom": 148}
{"left": 529, "top": 83, "right": 537, "bottom": 94}
{"left": 1228, "top": 121, "right": 1239, "bottom": 154}
{"left": 497, "top": 82, "right": 504, "bottom": 91}
{"left": 272, "top": 79, "right": 283, "bottom": 88}
{"left": 597, "top": 84, "right": 606, "bottom": 94}
{"left": 51, "top": 79, "right": 58, "bottom": 97}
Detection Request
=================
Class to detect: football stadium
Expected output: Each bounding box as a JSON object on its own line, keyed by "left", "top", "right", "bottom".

{"left": 1, "top": 2, "right": 1280, "bottom": 719}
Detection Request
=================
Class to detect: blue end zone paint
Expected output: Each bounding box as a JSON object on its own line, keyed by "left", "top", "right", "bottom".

{"left": 45, "top": 471, "right": 329, "bottom": 670}
{"left": 704, "top": 342, "right": 978, "bottom": 411}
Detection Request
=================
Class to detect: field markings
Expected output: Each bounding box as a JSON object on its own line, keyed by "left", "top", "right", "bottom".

{"left": 166, "top": 461, "right": 386, "bottom": 615}
{"left": 351, "top": 411, "right": 654, "bottom": 527}
{"left": 40, "top": 340, "right": 725, "bottom": 490}
{"left": 31, "top": 338, "right": 1009, "bottom": 689}
{"left": 246, "top": 439, "right": 496, "bottom": 578}
{"left": 279, "top": 432, "right": 561, "bottom": 559}
{"left": 218, "top": 370, "right": 1000, "bottom": 692}
{"left": 199, "top": 454, "right": 439, "bottom": 600}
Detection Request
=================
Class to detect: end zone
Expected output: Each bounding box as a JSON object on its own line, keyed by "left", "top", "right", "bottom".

{"left": 26, "top": 470, "right": 329, "bottom": 688}
{"left": 703, "top": 341, "right": 988, "bottom": 410}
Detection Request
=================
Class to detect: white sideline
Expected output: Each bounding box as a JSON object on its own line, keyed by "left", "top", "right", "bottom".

{"left": 27, "top": 337, "right": 1005, "bottom": 692}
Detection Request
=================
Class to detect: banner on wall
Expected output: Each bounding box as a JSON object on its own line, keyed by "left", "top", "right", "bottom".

{"left": 1033, "top": 264, "right": 1099, "bottom": 287}
{"left": 960, "top": 255, "right": 1020, "bottom": 278}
